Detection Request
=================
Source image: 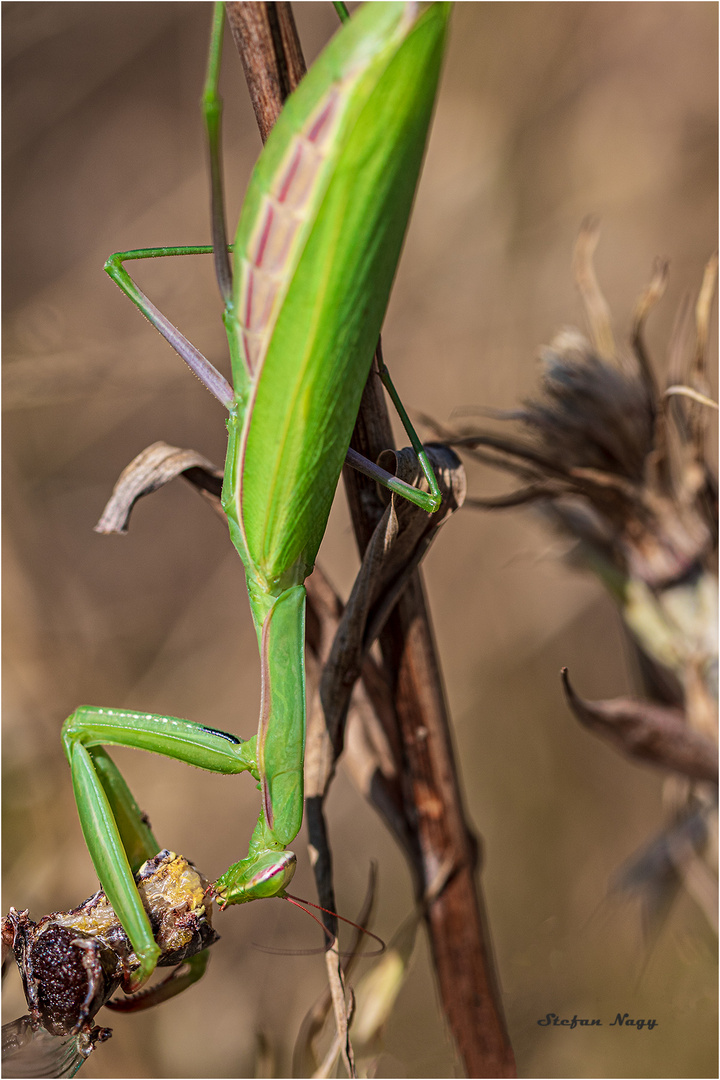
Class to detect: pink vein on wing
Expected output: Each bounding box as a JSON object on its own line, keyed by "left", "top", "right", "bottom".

{"left": 238, "top": 84, "right": 343, "bottom": 380}
{"left": 233, "top": 74, "right": 354, "bottom": 570}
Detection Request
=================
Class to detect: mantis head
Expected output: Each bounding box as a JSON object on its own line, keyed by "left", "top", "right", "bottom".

{"left": 210, "top": 849, "right": 297, "bottom": 908}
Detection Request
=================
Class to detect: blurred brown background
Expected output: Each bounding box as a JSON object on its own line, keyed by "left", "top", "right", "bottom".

{"left": 3, "top": 3, "right": 717, "bottom": 1077}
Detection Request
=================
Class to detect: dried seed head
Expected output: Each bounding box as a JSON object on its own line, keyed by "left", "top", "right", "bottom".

{"left": 448, "top": 228, "right": 717, "bottom": 591}
{"left": 440, "top": 228, "right": 718, "bottom": 934}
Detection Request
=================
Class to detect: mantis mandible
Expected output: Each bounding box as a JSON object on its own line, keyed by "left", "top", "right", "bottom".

{"left": 61, "top": 0, "right": 450, "bottom": 999}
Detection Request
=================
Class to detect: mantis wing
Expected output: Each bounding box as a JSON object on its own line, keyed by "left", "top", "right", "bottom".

{"left": 225, "top": 2, "right": 452, "bottom": 591}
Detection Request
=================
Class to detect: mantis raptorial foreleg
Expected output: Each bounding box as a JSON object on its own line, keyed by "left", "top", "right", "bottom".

{"left": 62, "top": 705, "right": 292, "bottom": 989}
{"left": 63, "top": 0, "right": 451, "bottom": 998}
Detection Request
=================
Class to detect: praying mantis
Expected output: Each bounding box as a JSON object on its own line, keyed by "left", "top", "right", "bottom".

{"left": 59, "top": 0, "right": 451, "bottom": 1004}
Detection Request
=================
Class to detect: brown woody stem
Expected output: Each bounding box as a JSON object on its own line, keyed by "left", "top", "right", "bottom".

{"left": 226, "top": 5, "right": 515, "bottom": 1074}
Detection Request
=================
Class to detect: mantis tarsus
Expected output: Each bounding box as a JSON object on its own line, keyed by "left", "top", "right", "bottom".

{"left": 61, "top": 0, "right": 450, "bottom": 1001}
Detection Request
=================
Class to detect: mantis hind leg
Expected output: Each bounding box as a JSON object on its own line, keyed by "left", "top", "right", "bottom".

{"left": 103, "top": 6, "right": 247, "bottom": 406}
{"left": 375, "top": 339, "right": 442, "bottom": 512}
{"left": 202, "top": 0, "right": 232, "bottom": 302}
{"left": 103, "top": 245, "right": 235, "bottom": 409}
{"left": 343, "top": 340, "right": 442, "bottom": 514}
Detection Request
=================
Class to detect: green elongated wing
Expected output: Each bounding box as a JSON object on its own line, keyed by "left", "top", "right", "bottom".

{"left": 228, "top": 1, "right": 451, "bottom": 592}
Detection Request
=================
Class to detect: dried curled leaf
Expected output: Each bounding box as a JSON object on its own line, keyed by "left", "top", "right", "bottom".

{"left": 561, "top": 668, "right": 718, "bottom": 783}
{"left": 95, "top": 442, "right": 224, "bottom": 534}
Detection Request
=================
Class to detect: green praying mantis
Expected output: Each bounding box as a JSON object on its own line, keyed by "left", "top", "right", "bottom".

{"left": 60, "top": 0, "right": 451, "bottom": 1002}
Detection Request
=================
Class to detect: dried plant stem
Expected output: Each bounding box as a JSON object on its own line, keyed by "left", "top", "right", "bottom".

{"left": 225, "top": 2, "right": 306, "bottom": 142}
{"left": 226, "top": 4, "right": 515, "bottom": 1075}
{"left": 344, "top": 370, "right": 515, "bottom": 1078}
